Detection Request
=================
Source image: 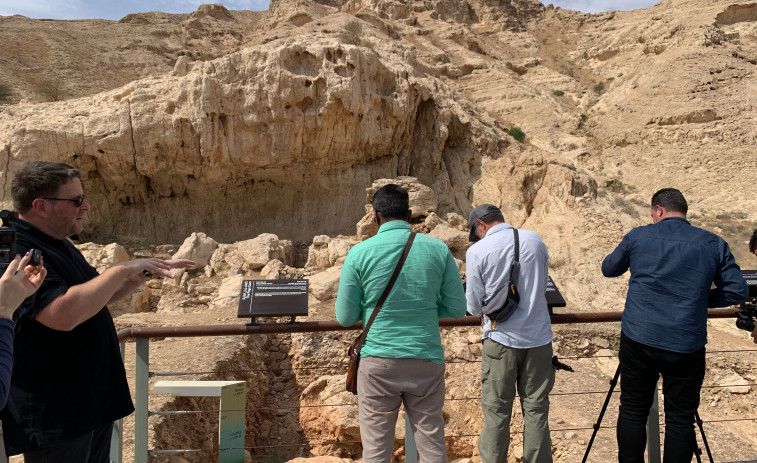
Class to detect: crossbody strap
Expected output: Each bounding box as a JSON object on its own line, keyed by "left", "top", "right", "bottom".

{"left": 355, "top": 231, "right": 416, "bottom": 348}
{"left": 511, "top": 228, "right": 520, "bottom": 284}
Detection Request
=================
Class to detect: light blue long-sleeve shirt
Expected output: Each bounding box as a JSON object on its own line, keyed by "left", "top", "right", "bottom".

{"left": 335, "top": 220, "right": 467, "bottom": 363}
{"left": 466, "top": 223, "right": 553, "bottom": 349}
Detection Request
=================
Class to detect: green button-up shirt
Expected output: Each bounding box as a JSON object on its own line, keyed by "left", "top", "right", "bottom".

{"left": 335, "top": 220, "right": 467, "bottom": 363}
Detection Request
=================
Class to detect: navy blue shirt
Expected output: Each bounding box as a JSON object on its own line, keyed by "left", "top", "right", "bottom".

{"left": 602, "top": 217, "right": 748, "bottom": 353}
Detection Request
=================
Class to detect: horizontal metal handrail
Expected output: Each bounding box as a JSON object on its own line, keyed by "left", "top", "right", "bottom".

{"left": 122, "top": 306, "right": 746, "bottom": 463}
{"left": 116, "top": 308, "right": 741, "bottom": 341}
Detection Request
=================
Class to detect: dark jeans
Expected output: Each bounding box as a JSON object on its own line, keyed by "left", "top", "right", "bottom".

{"left": 23, "top": 422, "right": 112, "bottom": 463}
{"left": 617, "top": 332, "right": 705, "bottom": 463}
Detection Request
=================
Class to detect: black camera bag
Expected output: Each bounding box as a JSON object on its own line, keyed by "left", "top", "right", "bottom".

{"left": 484, "top": 228, "right": 520, "bottom": 325}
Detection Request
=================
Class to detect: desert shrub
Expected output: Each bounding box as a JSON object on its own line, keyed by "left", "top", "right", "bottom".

{"left": 340, "top": 19, "right": 363, "bottom": 46}
{"left": 593, "top": 81, "right": 605, "bottom": 94}
{"left": 553, "top": 90, "right": 565, "bottom": 96}
{"left": 605, "top": 179, "right": 626, "bottom": 193}
{"left": 508, "top": 127, "right": 526, "bottom": 142}
{"left": 34, "top": 78, "right": 66, "bottom": 102}
{"left": 580, "top": 114, "right": 588, "bottom": 122}
{"left": 0, "top": 81, "right": 11, "bottom": 101}
{"left": 613, "top": 196, "right": 639, "bottom": 218}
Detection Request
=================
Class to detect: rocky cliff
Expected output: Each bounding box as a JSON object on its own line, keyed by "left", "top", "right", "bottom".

{"left": 2, "top": 0, "right": 757, "bottom": 461}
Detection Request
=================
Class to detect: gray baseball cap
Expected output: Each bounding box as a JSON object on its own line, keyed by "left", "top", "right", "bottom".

{"left": 468, "top": 204, "right": 501, "bottom": 242}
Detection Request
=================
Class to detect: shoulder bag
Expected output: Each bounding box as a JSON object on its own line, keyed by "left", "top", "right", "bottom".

{"left": 484, "top": 228, "right": 520, "bottom": 330}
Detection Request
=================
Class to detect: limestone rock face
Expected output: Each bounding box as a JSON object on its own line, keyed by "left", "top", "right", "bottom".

{"left": 299, "top": 375, "right": 361, "bottom": 457}
{"left": 0, "top": 34, "right": 516, "bottom": 245}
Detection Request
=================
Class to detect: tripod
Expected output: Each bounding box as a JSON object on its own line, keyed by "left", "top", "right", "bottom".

{"left": 582, "top": 365, "right": 713, "bottom": 463}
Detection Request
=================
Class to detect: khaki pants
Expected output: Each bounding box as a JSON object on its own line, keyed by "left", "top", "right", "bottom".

{"left": 357, "top": 357, "right": 447, "bottom": 463}
{"left": 479, "top": 339, "right": 554, "bottom": 463}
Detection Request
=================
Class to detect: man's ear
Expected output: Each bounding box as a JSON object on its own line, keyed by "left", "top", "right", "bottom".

{"left": 30, "top": 198, "right": 49, "bottom": 216}
{"left": 374, "top": 211, "right": 381, "bottom": 225}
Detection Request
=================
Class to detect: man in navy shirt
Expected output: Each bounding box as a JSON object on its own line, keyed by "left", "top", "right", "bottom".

{"left": 602, "top": 188, "right": 748, "bottom": 463}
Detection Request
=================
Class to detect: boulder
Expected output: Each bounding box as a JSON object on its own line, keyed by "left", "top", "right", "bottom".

{"left": 172, "top": 232, "right": 219, "bottom": 269}
{"left": 309, "top": 266, "right": 343, "bottom": 301}
{"left": 236, "top": 234, "right": 295, "bottom": 270}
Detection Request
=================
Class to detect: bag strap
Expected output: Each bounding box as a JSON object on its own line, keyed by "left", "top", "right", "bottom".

{"left": 513, "top": 228, "right": 519, "bottom": 262}
{"left": 355, "top": 231, "right": 416, "bottom": 348}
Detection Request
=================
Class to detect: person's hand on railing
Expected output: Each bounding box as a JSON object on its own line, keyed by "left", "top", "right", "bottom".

{"left": 0, "top": 253, "right": 46, "bottom": 320}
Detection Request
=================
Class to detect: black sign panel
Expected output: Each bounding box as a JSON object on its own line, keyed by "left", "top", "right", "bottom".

{"left": 237, "top": 279, "right": 309, "bottom": 318}
{"left": 741, "top": 270, "right": 757, "bottom": 298}
{"left": 546, "top": 276, "right": 566, "bottom": 313}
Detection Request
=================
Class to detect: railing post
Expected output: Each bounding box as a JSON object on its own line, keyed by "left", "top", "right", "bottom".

{"left": 110, "top": 342, "right": 126, "bottom": 463}
{"left": 135, "top": 338, "right": 150, "bottom": 463}
{"left": 405, "top": 409, "right": 418, "bottom": 463}
{"left": 647, "top": 386, "right": 661, "bottom": 463}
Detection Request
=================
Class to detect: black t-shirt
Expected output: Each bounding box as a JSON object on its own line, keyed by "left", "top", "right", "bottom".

{"left": 0, "top": 219, "right": 134, "bottom": 454}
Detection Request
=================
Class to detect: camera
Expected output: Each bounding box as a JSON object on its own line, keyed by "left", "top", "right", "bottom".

{"left": 736, "top": 270, "right": 757, "bottom": 332}
{"left": 736, "top": 301, "right": 756, "bottom": 332}
{"left": 0, "top": 210, "right": 41, "bottom": 271}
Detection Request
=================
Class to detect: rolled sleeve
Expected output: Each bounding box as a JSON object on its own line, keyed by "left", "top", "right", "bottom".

{"left": 437, "top": 251, "right": 466, "bottom": 319}
{"left": 335, "top": 254, "right": 363, "bottom": 326}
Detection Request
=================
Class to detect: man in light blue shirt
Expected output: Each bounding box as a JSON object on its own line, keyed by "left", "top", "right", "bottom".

{"left": 465, "top": 204, "right": 554, "bottom": 463}
{"left": 336, "top": 184, "right": 466, "bottom": 463}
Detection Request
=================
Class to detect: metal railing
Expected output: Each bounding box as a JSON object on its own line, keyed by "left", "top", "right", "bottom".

{"left": 113, "top": 308, "right": 751, "bottom": 463}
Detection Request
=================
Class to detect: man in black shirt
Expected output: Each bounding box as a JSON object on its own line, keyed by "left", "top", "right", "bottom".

{"left": 1, "top": 161, "right": 194, "bottom": 462}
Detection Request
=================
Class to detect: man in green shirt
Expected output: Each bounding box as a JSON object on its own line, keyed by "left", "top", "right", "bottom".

{"left": 336, "top": 184, "right": 467, "bottom": 462}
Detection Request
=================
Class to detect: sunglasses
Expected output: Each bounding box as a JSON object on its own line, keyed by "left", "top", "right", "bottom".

{"left": 41, "top": 194, "right": 86, "bottom": 207}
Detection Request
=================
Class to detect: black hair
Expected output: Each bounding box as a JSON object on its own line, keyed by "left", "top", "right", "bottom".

{"left": 372, "top": 184, "right": 409, "bottom": 220}
{"left": 12, "top": 161, "right": 81, "bottom": 213}
{"left": 750, "top": 229, "right": 757, "bottom": 254}
{"left": 479, "top": 210, "right": 505, "bottom": 225}
{"left": 651, "top": 188, "right": 688, "bottom": 215}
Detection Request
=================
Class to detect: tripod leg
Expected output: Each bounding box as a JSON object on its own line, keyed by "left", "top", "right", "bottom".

{"left": 695, "top": 411, "right": 714, "bottom": 463}
{"left": 582, "top": 365, "right": 621, "bottom": 463}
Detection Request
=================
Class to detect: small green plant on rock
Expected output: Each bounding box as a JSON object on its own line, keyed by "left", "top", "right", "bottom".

{"left": 508, "top": 127, "right": 526, "bottom": 142}
{"left": 553, "top": 90, "right": 565, "bottom": 96}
